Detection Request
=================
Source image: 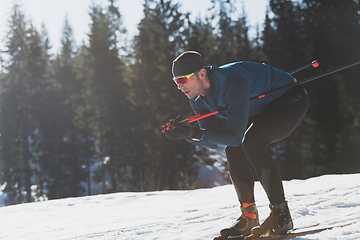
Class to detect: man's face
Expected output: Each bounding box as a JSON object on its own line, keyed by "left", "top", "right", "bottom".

{"left": 174, "top": 71, "right": 205, "bottom": 99}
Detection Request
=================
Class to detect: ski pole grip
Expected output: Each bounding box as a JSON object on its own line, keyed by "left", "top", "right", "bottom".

{"left": 161, "top": 123, "right": 175, "bottom": 133}
{"left": 161, "top": 123, "right": 170, "bottom": 133}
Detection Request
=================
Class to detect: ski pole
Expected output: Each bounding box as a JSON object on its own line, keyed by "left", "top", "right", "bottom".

{"left": 250, "top": 59, "right": 360, "bottom": 102}
{"left": 162, "top": 61, "right": 317, "bottom": 132}
{"left": 161, "top": 109, "right": 225, "bottom": 133}
{"left": 289, "top": 60, "right": 319, "bottom": 74}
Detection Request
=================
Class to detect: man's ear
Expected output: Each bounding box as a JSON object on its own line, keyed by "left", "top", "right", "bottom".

{"left": 198, "top": 68, "right": 206, "bottom": 78}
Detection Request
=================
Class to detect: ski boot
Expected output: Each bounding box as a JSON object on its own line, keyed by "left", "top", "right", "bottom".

{"left": 250, "top": 202, "right": 293, "bottom": 238}
{"left": 219, "top": 203, "right": 260, "bottom": 238}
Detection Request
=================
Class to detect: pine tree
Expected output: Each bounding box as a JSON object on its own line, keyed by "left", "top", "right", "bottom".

{"left": 301, "top": 0, "right": 360, "bottom": 174}
{"left": 0, "top": 4, "right": 32, "bottom": 204}
{"left": 184, "top": 16, "right": 216, "bottom": 61}
{"left": 263, "top": 0, "right": 360, "bottom": 177}
{"left": 185, "top": 0, "right": 254, "bottom": 65}
{"left": 131, "top": 0, "right": 202, "bottom": 191}
{"left": 85, "top": 1, "right": 130, "bottom": 193}
{"left": 35, "top": 16, "right": 92, "bottom": 199}
{"left": 0, "top": 4, "right": 50, "bottom": 203}
{"left": 263, "top": 0, "right": 308, "bottom": 70}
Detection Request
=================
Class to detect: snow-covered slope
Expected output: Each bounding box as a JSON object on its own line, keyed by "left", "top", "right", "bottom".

{"left": 0, "top": 174, "right": 359, "bottom": 240}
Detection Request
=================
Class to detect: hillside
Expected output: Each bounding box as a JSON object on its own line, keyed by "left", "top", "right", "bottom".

{"left": 0, "top": 174, "right": 359, "bottom": 239}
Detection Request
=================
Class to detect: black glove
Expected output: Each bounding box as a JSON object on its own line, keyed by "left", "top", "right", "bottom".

{"left": 170, "top": 122, "right": 203, "bottom": 140}
{"left": 163, "top": 116, "right": 183, "bottom": 140}
{"left": 163, "top": 116, "right": 203, "bottom": 140}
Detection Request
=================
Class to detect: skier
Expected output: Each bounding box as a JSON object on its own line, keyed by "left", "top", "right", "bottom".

{"left": 162, "top": 51, "right": 309, "bottom": 239}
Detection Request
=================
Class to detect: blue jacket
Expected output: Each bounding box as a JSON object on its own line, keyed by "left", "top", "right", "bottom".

{"left": 187, "top": 61, "right": 295, "bottom": 149}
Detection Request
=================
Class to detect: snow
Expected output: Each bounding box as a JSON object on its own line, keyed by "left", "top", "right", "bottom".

{"left": 0, "top": 174, "right": 359, "bottom": 240}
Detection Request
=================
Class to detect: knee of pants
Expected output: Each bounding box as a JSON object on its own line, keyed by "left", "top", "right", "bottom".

{"left": 225, "top": 145, "right": 238, "bottom": 155}
{"left": 225, "top": 145, "right": 247, "bottom": 164}
{"left": 242, "top": 134, "right": 269, "bottom": 157}
{"left": 243, "top": 134, "right": 260, "bottom": 150}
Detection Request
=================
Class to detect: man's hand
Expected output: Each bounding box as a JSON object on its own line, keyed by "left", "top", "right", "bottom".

{"left": 163, "top": 116, "right": 183, "bottom": 140}
{"left": 163, "top": 116, "right": 203, "bottom": 140}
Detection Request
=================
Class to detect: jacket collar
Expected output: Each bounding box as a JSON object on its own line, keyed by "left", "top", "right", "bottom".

{"left": 194, "top": 67, "right": 213, "bottom": 101}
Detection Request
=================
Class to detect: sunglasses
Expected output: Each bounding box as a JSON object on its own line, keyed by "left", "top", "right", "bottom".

{"left": 173, "top": 72, "right": 195, "bottom": 85}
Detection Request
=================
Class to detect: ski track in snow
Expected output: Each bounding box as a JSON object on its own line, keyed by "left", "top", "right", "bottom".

{"left": 0, "top": 174, "right": 359, "bottom": 240}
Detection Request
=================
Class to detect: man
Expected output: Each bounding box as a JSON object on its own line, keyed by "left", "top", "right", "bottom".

{"left": 163, "top": 51, "right": 309, "bottom": 239}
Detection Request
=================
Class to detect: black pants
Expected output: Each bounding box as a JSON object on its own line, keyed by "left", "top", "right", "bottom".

{"left": 226, "top": 85, "right": 309, "bottom": 205}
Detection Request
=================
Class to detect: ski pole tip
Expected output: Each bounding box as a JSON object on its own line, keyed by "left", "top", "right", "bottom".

{"left": 312, "top": 60, "right": 319, "bottom": 68}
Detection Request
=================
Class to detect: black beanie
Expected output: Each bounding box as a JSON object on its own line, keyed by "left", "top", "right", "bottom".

{"left": 172, "top": 51, "right": 206, "bottom": 78}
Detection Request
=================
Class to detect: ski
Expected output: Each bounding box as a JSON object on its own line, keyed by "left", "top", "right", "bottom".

{"left": 213, "top": 221, "right": 356, "bottom": 240}
{"left": 246, "top": 221, "right": 356, "bottom": 240}
{"left": 213, "top": 223, "right": 320, "bottom": 240}
{"left": 291, "top": 222, "right": 320, "bottom": 231}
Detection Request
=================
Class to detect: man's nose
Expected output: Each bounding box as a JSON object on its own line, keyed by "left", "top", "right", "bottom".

{"left": 177, "top": 83, "right": 184, "bottom": 90}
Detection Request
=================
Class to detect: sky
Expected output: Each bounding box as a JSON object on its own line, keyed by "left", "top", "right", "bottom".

{"left": 0, "top": 0, "right": 268, "bottom": 55}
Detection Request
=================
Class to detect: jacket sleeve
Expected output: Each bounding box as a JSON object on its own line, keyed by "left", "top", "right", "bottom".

{"left": 201, "top": 77, "right": 249, "bottom": 147}
{"left": 185, "top": 98, "right": 218, "bottom": 149}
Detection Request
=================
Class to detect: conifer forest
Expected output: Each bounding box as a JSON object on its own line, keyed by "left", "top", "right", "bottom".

{"left": 0, "top": 0, "right": 359, "bottom": 205}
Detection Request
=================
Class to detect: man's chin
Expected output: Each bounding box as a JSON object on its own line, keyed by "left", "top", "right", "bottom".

{"left": 184, "top": 92, "right": 192, "bottom": 98}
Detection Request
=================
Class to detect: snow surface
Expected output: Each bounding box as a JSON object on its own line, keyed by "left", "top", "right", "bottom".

{"left": 0, "top": 174, "right": 359, "bottom": 240}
